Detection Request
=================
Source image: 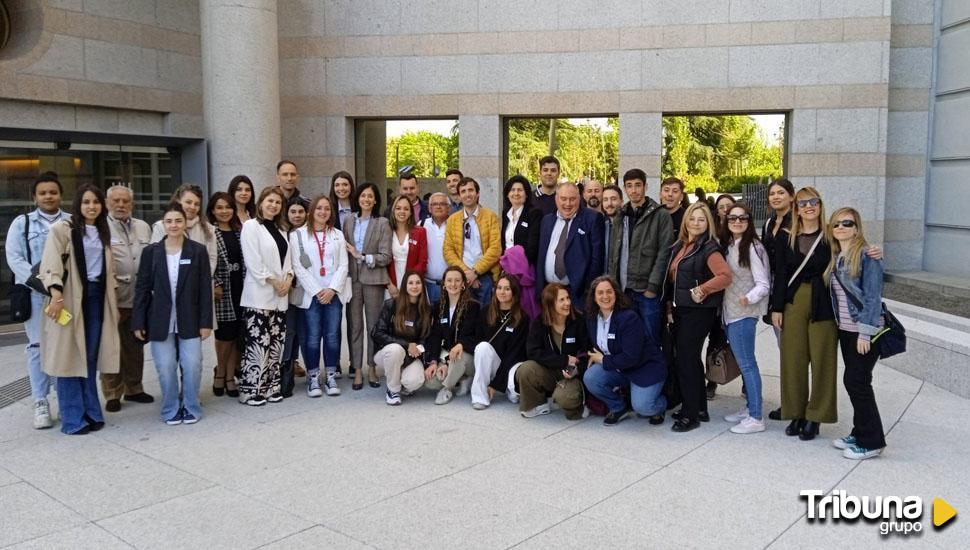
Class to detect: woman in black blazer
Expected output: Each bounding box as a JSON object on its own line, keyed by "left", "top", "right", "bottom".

{"left": 501, "top": 175, "right": 542, "bottom": 265}
{"left": 515, "top": 282, "right": 589, "bottom": 420}
{"left": 132, "top": 204, "right": 213, "bottom": 425}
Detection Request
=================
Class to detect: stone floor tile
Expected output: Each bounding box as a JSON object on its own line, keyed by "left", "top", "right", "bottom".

{"left": 0, "top": 464, "right": 21, "bottom": 487}
{"left": 0, "top": 434, "right": 212, "bottom": 521}
{"left": 0, "top": 482, "right": 87, "bottom": 547}
{"left": 96, "top": 486, "right": 312, "bottom": 549}
{"left": 7, "top": 523, "right": 134, "bottom": 550}
{"left": 326, "top": 475, "right": 573, "bottom": 550}
{"left": 260, "top": 525, "right": 371, "bottom": 549}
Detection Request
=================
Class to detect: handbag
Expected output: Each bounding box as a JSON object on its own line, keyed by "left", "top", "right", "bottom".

{"left": 706, "top": 342, "right": 741, "bottom": 385}
{"left": 871, "top": 303, "right": 906, "bottom": 359}
{"left": 296, "top": 229, "right": 312, "bottom": 269}
{"left": 833, "top": 271, "right": 907, "bottom": 360}
{"left": 9, "top": 214, "right": 33, "bottom": 323}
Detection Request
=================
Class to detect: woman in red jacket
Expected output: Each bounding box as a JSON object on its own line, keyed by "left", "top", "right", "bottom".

{"left": 387, "top": 195, "right": 428, "bottom": 299}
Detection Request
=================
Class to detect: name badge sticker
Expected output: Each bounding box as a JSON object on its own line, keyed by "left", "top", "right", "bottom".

{"left": 405, "top": 320, "right": 414, "bottom": 327}
{"left": 577, "top": 228, "right": 586, "bottom": 236}
{"left": 565, "top": 337, "right": 576, "bottom": 343}
{"left": 110, "top": 238, "right": 125, "bottom": 245}
{"left": 505, "top": 326, "right": 515, "bottom": 332}
{"left": 409, "top": 239, "right": 418, "bottom": 245}
{"left": 440, "top": 317, "right": 449, "bottom": 324}
{"left": 520, "top": 222, "right": 528, "bottom": 227}
{"left": 607, "top": 333, "right": 616, "bottom": 340}
{"left": 179, "top": 259, "right": 192, "bottom": 265}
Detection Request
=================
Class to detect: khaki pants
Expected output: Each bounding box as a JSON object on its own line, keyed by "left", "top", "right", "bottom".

{"left": 780, "top": 283, "right": 839, "bottom": 423}
{"left": 347, "top": 282, "right": 386, "bottom": 373}
{"left": 515, "top": 360, "right": 584, "bottom": 420}
{"left": 375, "top": 343, "right": 425, "bottom": 394}
{"left": 425, "top": 352, "right": 474, "bottom": 391}
{"left": 101, "top": 308, "right": 145, "bottom": 401}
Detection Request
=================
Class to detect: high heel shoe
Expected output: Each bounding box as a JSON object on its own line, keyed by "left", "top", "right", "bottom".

{"left": 786, "top": 419, "right": 805, "bottom": 436}
{"left": 212, "top": 367, "right": 225, "bottom": 397}
{"left": 352, "top": 373, "right": 364, "bottom": 391}
{"left": 799, "top": 421, "right": 820, "bottom": 441}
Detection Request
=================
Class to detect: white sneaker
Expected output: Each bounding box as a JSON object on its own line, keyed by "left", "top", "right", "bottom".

{"left": 472, "top": 402, "right": 488, "bottom": 410}
{"left": 33, "top": 399, "right": 53, "bottom": 429}
{"left": 385, "top": 389, "right": 401, "bottom": 406}
{"left": 730, "top": 416, "right": 765, "bottom": 434}
{"left": 324, "top": 373, "right": 340, "bottom": 396}
{"left": 434, "top": 387, "right": 454, "bottom": 405}
{"left": 520, "top": 403, "right": 550, "bottom": 418}
{"left": 306, "top": 375, "right": 323, "bottom": 398}
{"left": 843, "top": 445, "right": 883, "bottom": 460}
{"left": 832, "top": 435, "right": 856, "bottom": 450}
{"left": 724, "top": 407, "right": 750, "bottom": 423}
{"left": 581, "top": 406, "right": 590, "bottom": 419}
{"left": 456, "top": 377, "right": 471, "bottom": 396}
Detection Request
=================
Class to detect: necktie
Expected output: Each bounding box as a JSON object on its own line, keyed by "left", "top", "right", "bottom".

{"left": 554, "top": 218, "right": 571, "bottom": 279}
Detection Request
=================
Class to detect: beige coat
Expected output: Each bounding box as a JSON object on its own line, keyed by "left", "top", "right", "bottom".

{"left": 38, "top": 221, "right": 120, "bottom": 378}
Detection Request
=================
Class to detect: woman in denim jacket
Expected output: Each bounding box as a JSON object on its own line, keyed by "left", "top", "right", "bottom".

{"left": 826, "top": 207, "right": 886, "bottom": 461}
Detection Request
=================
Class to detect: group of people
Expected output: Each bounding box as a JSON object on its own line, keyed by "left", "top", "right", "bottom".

{"left": 6, "top": 156, "right": 890, "bottom": 460}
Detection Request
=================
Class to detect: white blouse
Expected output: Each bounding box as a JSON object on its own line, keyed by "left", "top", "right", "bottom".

{"left": 504, "top": 206, "right": 522, "bottom": 250}
{"left": 391, "top": 232, "right": 409, "bottom": 288}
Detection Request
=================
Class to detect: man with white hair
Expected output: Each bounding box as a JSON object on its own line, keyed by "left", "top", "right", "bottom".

{"left": 102, "top": 184, "right": 154, "bottom": 413}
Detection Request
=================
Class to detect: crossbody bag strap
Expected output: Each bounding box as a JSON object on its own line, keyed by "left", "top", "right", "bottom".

{"left": 23, "top": 213, "right": 31, "bottom": 265}
{"left": 486, "top": 314, "right": 512, "bottom": 345}
{"left": 787, "top": 232, "right": 822, "bottom": 288}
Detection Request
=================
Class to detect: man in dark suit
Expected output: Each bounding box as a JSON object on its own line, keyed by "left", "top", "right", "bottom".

{"left": 535, "top": 183, "right": 604, "bottom": 306}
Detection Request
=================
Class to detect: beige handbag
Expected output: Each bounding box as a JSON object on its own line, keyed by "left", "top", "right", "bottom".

{"left": 706, "top": 343, "right": 741, "bottom": 385}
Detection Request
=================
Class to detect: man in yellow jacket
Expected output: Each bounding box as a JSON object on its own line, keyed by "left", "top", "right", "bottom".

{"left": 443, "top": 176, "right": 501, "bottom": 305}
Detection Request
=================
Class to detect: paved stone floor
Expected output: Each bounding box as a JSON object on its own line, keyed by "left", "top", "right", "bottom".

{"left": 0, "top": 324, "right": 967, "bottom": 549}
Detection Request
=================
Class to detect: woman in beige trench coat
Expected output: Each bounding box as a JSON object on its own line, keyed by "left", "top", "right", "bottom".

{"left": 40, "top": 184, "right": 120, "bottom": 435}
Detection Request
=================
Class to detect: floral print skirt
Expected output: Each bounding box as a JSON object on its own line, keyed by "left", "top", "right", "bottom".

{"left": 238, "top": 307, "right": 286, "bottom": 401}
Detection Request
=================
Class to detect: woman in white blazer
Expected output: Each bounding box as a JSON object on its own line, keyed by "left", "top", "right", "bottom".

{"left": 238, "top": 187, "right": 293, "bottom": 406}
{"left": 290, "top": 196, "right": 352, "bottom": 398}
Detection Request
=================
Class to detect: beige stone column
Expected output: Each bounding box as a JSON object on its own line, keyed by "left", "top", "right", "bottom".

{"left": 200, "top": 0, "right": 282, "bottom": 191}
{"left": 619, "top": 113, "right": 663, "bottom": 201}
{"left": 458, "top": 115, "right": 503, "bottom": 212}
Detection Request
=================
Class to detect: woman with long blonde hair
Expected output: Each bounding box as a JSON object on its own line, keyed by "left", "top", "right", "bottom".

{"left": 826, "top": 208, "right": 887, "bottom": 460}
{"left": 769, "top": 187, "right": 837, "bottom": 441}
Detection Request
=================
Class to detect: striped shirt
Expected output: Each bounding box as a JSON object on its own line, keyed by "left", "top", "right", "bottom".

{"left": 830, "top": 274, "right": 869, "bottom": 342}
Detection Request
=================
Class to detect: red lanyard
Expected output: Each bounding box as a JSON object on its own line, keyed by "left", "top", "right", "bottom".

{"left": 312, "top": 229, "right": 327, "bottom": 276}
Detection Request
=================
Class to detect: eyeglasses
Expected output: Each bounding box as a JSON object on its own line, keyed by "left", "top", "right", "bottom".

{"left": 727, "top": 215, "right": 750, "bottom": 223}
{"left": 832, "top": 220, "right": 857, "bottom": 228}
{"left": 463, "top": 221, "right": 471, "bottom": 239}
{"left": 797, "top": 198, "right": 821, "bottom": 208}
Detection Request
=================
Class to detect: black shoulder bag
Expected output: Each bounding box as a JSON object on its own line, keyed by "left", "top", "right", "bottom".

{"left": 8, "top": 215, "right": 33, "bottom": 323}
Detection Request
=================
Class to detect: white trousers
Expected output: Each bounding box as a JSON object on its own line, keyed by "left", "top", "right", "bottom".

{"left": 472, "top": 342, "right": 522, "bottom": 406}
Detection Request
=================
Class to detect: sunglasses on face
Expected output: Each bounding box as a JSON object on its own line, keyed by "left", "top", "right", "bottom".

{"left": 797, "top": 198, "right": 821, "bottom": 208}
{"left": 832, "top": 219, "right": 857, "bottom": 228}
{"left": 727, "top": 215, "right": 750, "bottom": 222}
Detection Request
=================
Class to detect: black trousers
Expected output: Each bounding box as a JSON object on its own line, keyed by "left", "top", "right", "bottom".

{"left": 839, "top": 330, "right": 886, "bottom": 449}
{"left": 673, "top": 307, "right": 716, "bottom": 420}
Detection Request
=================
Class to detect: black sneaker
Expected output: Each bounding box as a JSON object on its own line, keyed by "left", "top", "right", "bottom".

{"left": 647, "top": 412, "right": 665, "bottom": 425}
{"left": 603, "top": 409, "right": 633, "bottom": 426}
{"left": 267, "top": 393, "right": 284, "bottom": 403}
{"left": 768, "top": 407, "right": 782, "bottom": 420}
{"left": 672, "top": 410, "right": 710, "bottom": 422}
{"left": 671, "top": 417, "right": 700, "bottom": 432}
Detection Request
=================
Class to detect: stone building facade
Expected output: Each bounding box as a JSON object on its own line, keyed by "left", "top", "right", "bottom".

{"left": 0, "top": 0, "right": 966, "bottom": 277}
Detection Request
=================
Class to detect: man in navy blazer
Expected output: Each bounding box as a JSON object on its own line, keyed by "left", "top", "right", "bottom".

{"left": 535, "top": 183, "right": 604, "bottom": 306}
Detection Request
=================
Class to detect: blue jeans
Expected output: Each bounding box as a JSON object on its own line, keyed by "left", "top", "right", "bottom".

{"left": 726, "top": 317, "right": 763, "bottom": 419}
{"left": 58, "top": 281, "right": 105, "bottom": 434}
{"left": 300, "top": 298, "right": 343, "bottom": 376}
{"left": 151, "top": 334, "right": 203, "bottom": 422}
{"left": 471, "top": 273, "right": 493, "bottom": 306}
{"left": 424, "top": 280, "right": 441, "bottom": 305}
{"left": 583, "top": 362, "right": 666, "bottom": 416}
{"left": 629, "top": 291, "right": 662, "bottom": 348}
{"left": 24, "top": 291, "right": 51, "bottom": 402}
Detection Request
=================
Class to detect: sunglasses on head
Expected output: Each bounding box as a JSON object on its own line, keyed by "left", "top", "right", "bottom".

{"left": 727, "top": 214, "right": 750, "bottom": 222}
{"left": 797, "top": 198, "right": 821, "bottom": 208}
{"left": 832, "top": 219, "right": 857, "bottom": 228}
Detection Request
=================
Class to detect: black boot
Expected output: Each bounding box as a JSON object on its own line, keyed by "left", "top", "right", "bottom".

{"left": 768, "top": 407, "right": 782, "bottom": 421}
{"left": 799, "top": 421, "right": 820, "bottom": 441}
{"left": 785, "top": 419, "right": 805, "bottom": 436}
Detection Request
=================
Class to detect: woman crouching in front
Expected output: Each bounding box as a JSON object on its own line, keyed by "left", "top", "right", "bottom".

{"left": 371, "top": 270, "right": 432, "bottom": 405}
{"left": 584, "top": 276, "right": 667, "bottom": 426}
{"left": 516, "top": 283, "right": 589, "bottom": 420}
